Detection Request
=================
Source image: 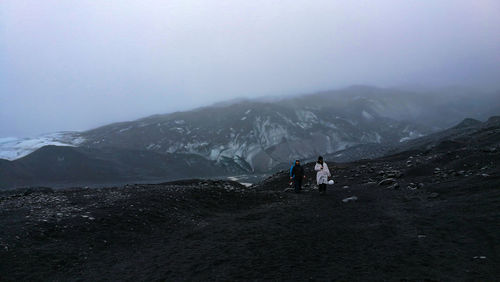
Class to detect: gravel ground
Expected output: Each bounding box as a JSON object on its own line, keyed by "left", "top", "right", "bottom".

{"left": 0, "top": 145, "right": 499, "bottom": 281}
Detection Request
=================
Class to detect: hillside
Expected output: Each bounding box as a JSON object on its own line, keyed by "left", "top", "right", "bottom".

{"left": 1, "top": 116, "right": 498, "bottom": 280}
{"left": 1, "top": 86, "right": 499, "bottom": 189}
{"left": 0, "top": 146, "right": 230, "bottom": 189}
{"left": 80, "top": 86, "right": 500, "bottom": 172}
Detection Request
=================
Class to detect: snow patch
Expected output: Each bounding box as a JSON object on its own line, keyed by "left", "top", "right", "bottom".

{"left": 362, "top": 110, "right": 374, "bottom": 120}
{"left": 254, "top": 117, "right": 288, "bottom": 147}
{"left": 296, "top": 110, "right": 318, "bottom": 129}
{"left": 119, "top": 127, "right": 132, "bottom": 133}
{"left": 146, "top": 143, "right": 161, "bottom": 150}
{"left": 227, "top": 176, "right": 252, "bottom": 187}
{"left": 400, "top": 131, "right": 424, "bottom": 142}
{"left": 276, "top": 112, "right": 295, "bottom": 126}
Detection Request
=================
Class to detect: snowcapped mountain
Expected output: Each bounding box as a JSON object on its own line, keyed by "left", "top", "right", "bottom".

{"left": 2, "top": 86, "right": 498, "bottom": 188}
{"left": 77, "top": 86, "right": 498, "bottom": 173}
{"left": 80, "top": 87, "right": 434, "bottom": 172}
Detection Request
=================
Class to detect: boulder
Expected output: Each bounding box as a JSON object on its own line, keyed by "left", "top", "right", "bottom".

{"left": 378, "top": 178, "right": 396, "bottom": 186}
{"left": 386, "top": 183, "right": 400, "bottom": 189}
{"left": 407, "top": 183, "right": 417, "bottom": 190}
{"left": 429, "top": 192, "right": 439, "bottom": 198}
{"left": 342, "top": 196, "right": 358, "bottom": 203}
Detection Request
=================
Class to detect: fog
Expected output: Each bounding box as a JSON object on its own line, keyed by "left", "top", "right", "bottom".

{"left": 1, "top": 0, "right": 499, "bottom": 137}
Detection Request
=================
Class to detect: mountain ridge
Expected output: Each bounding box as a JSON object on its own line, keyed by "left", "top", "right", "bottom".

{"left": 1, "top": 86, "right": 499, "bottom": 188}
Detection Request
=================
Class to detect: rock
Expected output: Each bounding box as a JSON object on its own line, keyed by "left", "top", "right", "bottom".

{"left": 429, "top": 192, "right": 439, "bottom": 198}
{"left": 378, "top": 178, "right": 396, "bottom": 186}
{"left": 481, "top": 173, "right": 490, "bottom": 177}
{"left": 418, "top": 183, "right": 425, "bottom": 189}
{"left": 283, "top": 188, "right": 294, "bottom": 193}
{"left": 342, "top": 196, "right": 358, "bottom": 203}
{"left": 342, "top": 186, "right": 349, "bottom": 189}
{"left": 386, "top": 183, "right": 400, "bottom": 189}
{"left": 418, "top": 235, "right": 427, "bottom": 239}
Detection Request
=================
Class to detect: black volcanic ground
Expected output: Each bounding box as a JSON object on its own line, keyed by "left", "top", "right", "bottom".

{"left": 1, "top": 120, "right": 499, "bottom": 281}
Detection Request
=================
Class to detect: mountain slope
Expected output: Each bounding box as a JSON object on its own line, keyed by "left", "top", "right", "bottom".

{"left": 79, "top": 86, "right": 499, "bottom": 172}
{"left": 81, "top": 88, "right": 437, "bottom": 172}
{"left": 0, "top": 146, "right": 231, "bottom": 189}
{"left": 325, "top": 115, "right": 500, "bottom": 163}
{"left": 1, "top": 114, "right": 499, "bottom": 280}
{"left": 1, "top": 86, "right": 498, "bottom": 187}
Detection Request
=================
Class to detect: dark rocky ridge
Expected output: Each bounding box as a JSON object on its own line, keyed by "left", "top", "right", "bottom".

{"left": 325, "top": 115, "right": 500, "bottom": 163}
{"left": 0, "top": 146, "right": 239, "bottom": 189}
{"left": 1, "top": 117, "right": 499, "bottom": 280}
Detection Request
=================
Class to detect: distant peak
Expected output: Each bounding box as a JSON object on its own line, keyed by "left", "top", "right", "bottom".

{"left": 485, "top": 116, "right": 500, "bottom": 126}
{"left": 453, "top": 118, "right": 482, "bottom": 129}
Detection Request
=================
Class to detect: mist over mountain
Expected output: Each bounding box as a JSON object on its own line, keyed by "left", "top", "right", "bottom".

{"left": 71, "top": 86, "right": 500, "bottom": 170}
{"left": 3, "top": 1, "right": 500, "bottom": 280}
{"left": 1, "top": 86, "right": 499, "bottom": 188}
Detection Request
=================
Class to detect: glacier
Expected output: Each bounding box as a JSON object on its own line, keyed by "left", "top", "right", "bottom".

{"left": 0, "top": 132, "right": 85, "bottom": 161}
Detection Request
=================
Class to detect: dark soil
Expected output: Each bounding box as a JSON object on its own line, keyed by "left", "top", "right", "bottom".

{"left": 1, "top": 147, "right": 499, "bottom": 280}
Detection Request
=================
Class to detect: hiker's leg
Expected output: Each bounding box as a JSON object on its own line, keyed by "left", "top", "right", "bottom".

{"left": 320, "top": 184, "right": 326, "bottom": 193}
{"left": 294, "top": 179, "right": 300, "bottom": 192}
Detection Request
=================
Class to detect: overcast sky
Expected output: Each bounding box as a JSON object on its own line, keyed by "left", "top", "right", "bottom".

{"left": 1, "top": 0, "right": 499, "bottom": 137}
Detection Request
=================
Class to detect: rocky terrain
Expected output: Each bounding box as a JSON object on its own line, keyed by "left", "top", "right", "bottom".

{"left": 326, "top": 115, "right": 500, "bottom": 163}
{"left": 1, "top": 115, "right": 499, "bottom": 280}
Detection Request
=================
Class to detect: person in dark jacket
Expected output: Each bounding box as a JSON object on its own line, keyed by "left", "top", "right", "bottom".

{"left": 290, "top": 160, "right": 306, "bottom": 193}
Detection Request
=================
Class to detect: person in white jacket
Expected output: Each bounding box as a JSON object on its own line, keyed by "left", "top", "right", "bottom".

{"left": 314, "top": 156, "right": 331, "bottom": 194}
